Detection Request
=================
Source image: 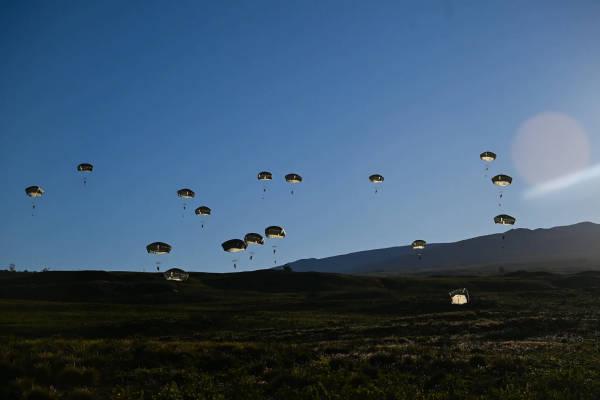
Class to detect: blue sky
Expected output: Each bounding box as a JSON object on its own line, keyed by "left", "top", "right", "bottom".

{"left": 1, "top": 0, "right": 600, "bottom": 271}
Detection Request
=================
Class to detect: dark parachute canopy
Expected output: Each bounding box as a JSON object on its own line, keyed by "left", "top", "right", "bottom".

{"left": 494, "top": 214, "right": 516, "bottom": 225}
{"left": 257, "top": 171, "right": 273, "bottom": 181}
{"left": 177, "top": 188, "right": 195, "bottom": 199}
{"left": 195, "top": 206, "right": 211, "bottom": 216}
{"left": 491, "top": 174, "right": 513, "bottom": 187}
{"left": 77, "top": 163, "right": 94, "bottom": 172}
{"left": 146, "top": 242, "right": 172, "bottom": 255}
{"left": 412, "top": 240, "right": 426, "bottom": 250}
{"left": 480, "top": 151, "right": 496, "bottom": 162}
{"left": 265, "top": 226, "right": 286, "bottom": 239}
{"left": 245, "top": 233, "right": 265, "bottom": 245}
{"left": 285, "top": 173, "right": 302, "bottom": 184}
{"left": 369, "top": 174, "right": 384, "bottom": 183}
{"left": 25, "top": 186, "right": 44, "bottom": 197}
{"left": 221, "top": 239, "right": 247, "bottom": 253}
{"left": 163, "top": 268, "right": 189, "bottom": 282}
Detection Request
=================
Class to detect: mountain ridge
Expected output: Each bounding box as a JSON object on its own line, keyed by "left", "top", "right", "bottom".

{"left": 287, "top": 221, "right": 600, "bottom": 274}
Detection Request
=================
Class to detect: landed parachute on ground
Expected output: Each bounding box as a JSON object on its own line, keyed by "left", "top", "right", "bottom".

{"left": 449, "top": 288, "right": 470, "bottom": 305}
{"left": 146, "top": 242, "right": 172, "bottom": 255}
{"left": 163, "top": 268, "right": 189, "bottom": 282}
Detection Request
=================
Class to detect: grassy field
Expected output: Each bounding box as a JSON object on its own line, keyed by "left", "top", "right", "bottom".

{"left": 1, "top": 269, "right": 599, "bottom": 400}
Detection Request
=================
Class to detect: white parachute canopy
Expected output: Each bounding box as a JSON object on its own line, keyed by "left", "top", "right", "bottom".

{"left": 449, "top": 288, "right": 470, "bottom": 305}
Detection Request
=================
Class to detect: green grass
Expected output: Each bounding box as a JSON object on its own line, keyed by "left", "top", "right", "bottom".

{"left": 1, "top": 270, "right": 600, "bottom": 399}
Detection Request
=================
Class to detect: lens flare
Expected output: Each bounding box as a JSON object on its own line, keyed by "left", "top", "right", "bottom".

{"left": 512, "top": 112, "right": 590, "bottom": 187}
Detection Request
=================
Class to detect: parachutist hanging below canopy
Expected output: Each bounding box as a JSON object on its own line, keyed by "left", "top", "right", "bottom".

{"left": 284, "top": 173, "right": 302, "bottom": 195}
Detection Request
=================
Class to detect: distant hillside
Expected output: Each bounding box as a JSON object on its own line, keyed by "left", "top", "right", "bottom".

{"left": 288, "top": 222, "right": 600, "bottom": 274}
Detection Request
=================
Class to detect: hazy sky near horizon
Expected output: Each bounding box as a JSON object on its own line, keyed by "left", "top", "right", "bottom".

{"left": 1, "top": 0, "right": 600, "bottom": 271}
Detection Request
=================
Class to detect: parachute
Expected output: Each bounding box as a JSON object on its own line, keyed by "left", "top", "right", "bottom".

{"left": 491, "top": 174, "right": 512, "bottom": 208}
{"left": 480, "top": 151, "right": 496, "bottom": 177}
{"left": 221, "top": 239, "right": 247, "bottom": 252}
{"left": 25, "top": 186, "right": 44, "bottom": 216}
{"left": 195, "top": 206, "right": 211, "bottom": 228}
{"left": 222, "top": 239, "right": 247, "bottom": 269}
{"left": 369, "top": 174, "right": 384, "bottom": 193}
{"left": 284, "top": 173, "right": 302, "bottom": 195}
{"left": 480, "top": 151, "right": 496, "bottom": 162}
{"left": 412, "top": 240, "right": 426, "bottom": 260}
{"left": 245, "top": 233, "right": 265, "bottom": 261}
{"left": 494, "top": 214, "right": 516, "bottom": 241}
{"left": 491, "top": 174, "right": 512, "bottom": 187}
{"left": 146, "top": 242, "right": 172, "bottom": 255}
{"left": 146, "top": 242, "right": 172, "bottom": 272}
{"left": 494, "top": 214, "right": 516, "bottom": 225}
{"left": 245, "top": 233, "right": 265, "bottom": 245}
{"left": 265, "top": 226, "right": 285, "bottom": 264}
{"left": 164, "top": 268, "right": 189, "bottom": 282}
{"left": 177, "top": 188, "right": 195, "bottom": 212}
{"left": 258, "top": 171, "right": 273, "bottom": 198}
{"left": 449, "top": 288, "right": 470, "bottom": 305}
{"left": 265, "top": 226, "right": 286, "bottom": 239}
{"left": 25, "top": 186, "right": 44, "bottom": 198}
{"left": 77, "top": 163, "right": 93, "bottom": 185}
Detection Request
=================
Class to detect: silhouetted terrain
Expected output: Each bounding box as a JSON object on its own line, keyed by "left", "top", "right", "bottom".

{"left": 289, "top": 222, "right": 600, "bottom": 274}
{"left": 1, "top": 269, "right": 599, "bottom": 399}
